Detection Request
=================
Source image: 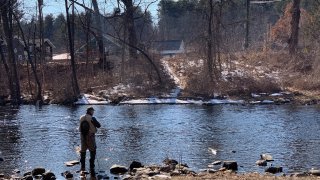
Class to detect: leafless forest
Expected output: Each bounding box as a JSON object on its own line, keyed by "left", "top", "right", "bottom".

{"left": 1, "top": 0, "right": 320, "bottom": 105}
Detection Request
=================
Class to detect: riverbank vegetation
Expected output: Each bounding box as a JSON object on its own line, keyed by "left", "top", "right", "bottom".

{"left": 1, "top": 0, "right": 320, "bottom": 105}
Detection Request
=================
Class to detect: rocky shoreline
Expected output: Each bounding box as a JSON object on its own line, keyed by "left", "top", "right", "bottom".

{"left": 1, "top": 156, "right": 319, "bottom": 180}
{"left": 1, "top": 89, "right": 320, "bottom": 106}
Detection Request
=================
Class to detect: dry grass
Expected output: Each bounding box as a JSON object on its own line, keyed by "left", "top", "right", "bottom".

{"left": 171, "top": 172, "right": 319, "bottom": 180}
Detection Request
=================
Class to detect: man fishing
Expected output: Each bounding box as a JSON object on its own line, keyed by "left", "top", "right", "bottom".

{"left": 79, "top": 107, "right": 101, "bottom": 176}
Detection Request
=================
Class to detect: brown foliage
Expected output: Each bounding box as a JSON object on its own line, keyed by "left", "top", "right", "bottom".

{"left": 271, "top": 3, "right": 310, "bottom": 44}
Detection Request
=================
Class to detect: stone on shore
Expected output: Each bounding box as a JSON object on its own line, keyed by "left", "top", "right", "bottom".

{"left": 152, "top": 174, "right": 171, "bottom": 179}
{"left": 265, "top": 166, "right": 283, "bottom": 174}
{"left": 110, "top": 164, "right": 128, "bottom": 174}
{"left": 42, "top": 172, "right": 56, "bottom": 180}
{"left": 23, "top": 175, "right": 33, "bottom": 180}
{"left": 290, "top": 172, "right": 309, "bottom": 177}
{"left": 260, "top": 154, "right": 273, "bottom": 161}
{"left": 256, "top": 160, "right": 267, "bottom": 166}
{"left": 23, "top": 172, "right": 32, "bottom": 177}
{"left": 32, "top": 167, "right": 46, "bottom": 176}
{"left": 129, "top": 161, "right": 143, "bottom": 171}
{"left": 13, "top": 169, "right": 20, "bottom": 174}
{"left": 0, "top": 174, "right": 4, "bottom": 178}
{"left": 309, "top": 169, "right": 320, "bottom": 176}
{"left": 160, "top": 165, "right": 175, "bottom": 173}
{"left": 199, "top": 169, "right": 217, "bottom": 174}
{"left": 222, "top": 161, "right": 238, "bottom": 171}
{"left": 163, "top": 158, "right": 178, "bottom": 165}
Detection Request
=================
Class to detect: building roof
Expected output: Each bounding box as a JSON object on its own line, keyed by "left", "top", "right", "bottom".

{"left": 152, "top": 40, "right": 183, "bottom": 51}
{"left": 34, "top": 39, "right": 56, "bottom": 48}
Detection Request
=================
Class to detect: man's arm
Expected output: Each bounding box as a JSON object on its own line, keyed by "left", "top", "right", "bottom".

{"left": 91, "top": 117, "right": 101, "bottom": 128}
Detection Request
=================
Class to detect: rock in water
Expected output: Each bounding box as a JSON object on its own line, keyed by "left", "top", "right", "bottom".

{"left": 13, "top": 169, "right": 20, "bottom": 173}
{"left": 110, "top": 165, "right": 128, "bottom": 174}
{"left": 0, "top": 157, "right": 4, "bottom": 162}
{"left": 129, "top": 161, "right": 143, "bottom": 171}
{"left": 23, "top": 172, "right": 32, "bottom": 177}
{"left": 64, "top": 160, "right": 80, "bottom": 167}
{"left": 42, "top": 172, "right": 56, "bottom": 180}
{"left": 260, "top": 154, "right": 273, "bottom": 161}
{"left": 23, "top": 175, "right": 33, "bottom": 180}
{"left": 163, "top": 158, "right": 178, "bottom": 165}
{"left": 32, "top": 167, "right": 46, "bottom": 176}
{"left": 212, "top": 161, "right": 222, "bottom": 165}
{"left": 62, "top": 171, "right": 73, "bottom": 179}
{"left": 256, "top": 160, "right": 267, "bottom": 166}
{"left": 309, "top": 169, "right": 320, "bottom": 176}
{"left": 265, "top": 166, "right": 283, "bottom": 174}
{"left": 222, "top": 161, "right": 238, "bottom": 171}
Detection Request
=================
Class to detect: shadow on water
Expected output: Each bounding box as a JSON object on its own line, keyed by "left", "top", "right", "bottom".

{"left": 0, "top": 104, "right": 319, "bottom": 176}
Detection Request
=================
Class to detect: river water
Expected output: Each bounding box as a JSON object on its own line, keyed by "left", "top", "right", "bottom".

{"left": 0, "top": 104, "right": 319, "bottom": 176}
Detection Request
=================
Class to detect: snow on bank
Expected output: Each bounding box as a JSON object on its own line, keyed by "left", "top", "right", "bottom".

{"left": 74, "top": 94, "right": 244, "bottom": 105}
{"left": 74, "top": 94, "right": 110, "bottom": 105}
{"left": 53, "top": 53, "right": 70, "bottom": 60}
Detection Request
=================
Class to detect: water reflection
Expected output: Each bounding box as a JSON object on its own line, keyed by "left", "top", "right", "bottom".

{"left": 0, "top": 106, "right": 22, "bottom": 173}
{"left": 0, "top": 104, "right": 319, "bottom": 176}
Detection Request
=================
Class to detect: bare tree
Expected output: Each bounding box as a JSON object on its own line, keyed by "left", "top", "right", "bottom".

{"left": 207, "top": 0, "right": 214, "bottom": 82}
{"left": 121, "top": 0, "right": 138, "bottom": 60}
{"left": 244, "top": 0, "right": 250, "bottom": 49}
{"left": 289, "top": 0, "right": 301, "bottom": 55}
{"left": 0, "top": 0, "right": 21, "bottom": 105}
{"left": 91, "top": 0, "right": 106, "bottom": 68}
{"left": 13, "top": 13, "right": 43, "bottom": 103}
{"left": 65, "top": 0, "right": 80, "bottom": 97}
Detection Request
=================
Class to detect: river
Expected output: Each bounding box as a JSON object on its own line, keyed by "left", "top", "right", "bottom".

{"left": 0, "top": 104, "right": 319, "bottom": 176}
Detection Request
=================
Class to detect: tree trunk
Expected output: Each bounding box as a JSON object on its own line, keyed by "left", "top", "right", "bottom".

{"left": 289, "top": 0, "right": 301, "bottom": 55}
{"left": 207, "top": 0, "right": 214, "bottom": 82}
{"left": 65, "top": 0, "right": 80, "bottom": 97}
{"left": 13, "top": 13, "right": 43, "bottom": 103}
{"left": 244, "top": 0, "right": 250, "bottom": 49}
{"left": 0, "top": 1, "right": 21, "bottom": 105}
{"left": 122, "top": 0, "right": 138, "bottom": 61}
{"left": 38, "top": 0, "right": 45, "bottom": 94}
{"left": 91, "top": 0, "right": 106, "bottom": 68}
{"left": 0, "top": 42, "right": 14, "bottom": 99}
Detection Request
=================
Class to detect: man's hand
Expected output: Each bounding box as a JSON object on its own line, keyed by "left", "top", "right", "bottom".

{"left": 92, "top": 117, "right": 101, "bottom": 128}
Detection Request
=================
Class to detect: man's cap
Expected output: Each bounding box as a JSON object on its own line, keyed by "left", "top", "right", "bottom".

{"left": 87, "top": 106, "right": 95, "bottom": 111}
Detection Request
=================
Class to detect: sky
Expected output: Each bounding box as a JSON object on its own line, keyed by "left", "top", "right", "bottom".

{"left": 20, "top": 0, "right": 161, "bottom": 23}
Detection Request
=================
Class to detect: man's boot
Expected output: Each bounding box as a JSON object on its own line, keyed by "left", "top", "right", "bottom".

{"left": 80, "top": 152, "right": 86, "bottom": 172}
{"left": 90, "top": 151, "right": 96, "bottom": 176}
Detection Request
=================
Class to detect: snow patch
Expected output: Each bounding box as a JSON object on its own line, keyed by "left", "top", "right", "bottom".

{"left": 75, "top": 94, "right": 110, "bottom": 105}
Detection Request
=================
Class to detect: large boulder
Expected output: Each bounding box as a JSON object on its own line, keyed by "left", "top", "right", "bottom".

{"left": 265, "top": 166, "right": 283, "bottom": 174}
{"left": 110, "top": 165, "right": 128, "bottom": 174}
{"left": 32, "top": 167, "right": 46, "bottom": 176}
{"left": 222, "top": 161, "right": 238, "bottom": 171}
{"left": 129, "top": 161, "right": 143, "bottom": 171}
